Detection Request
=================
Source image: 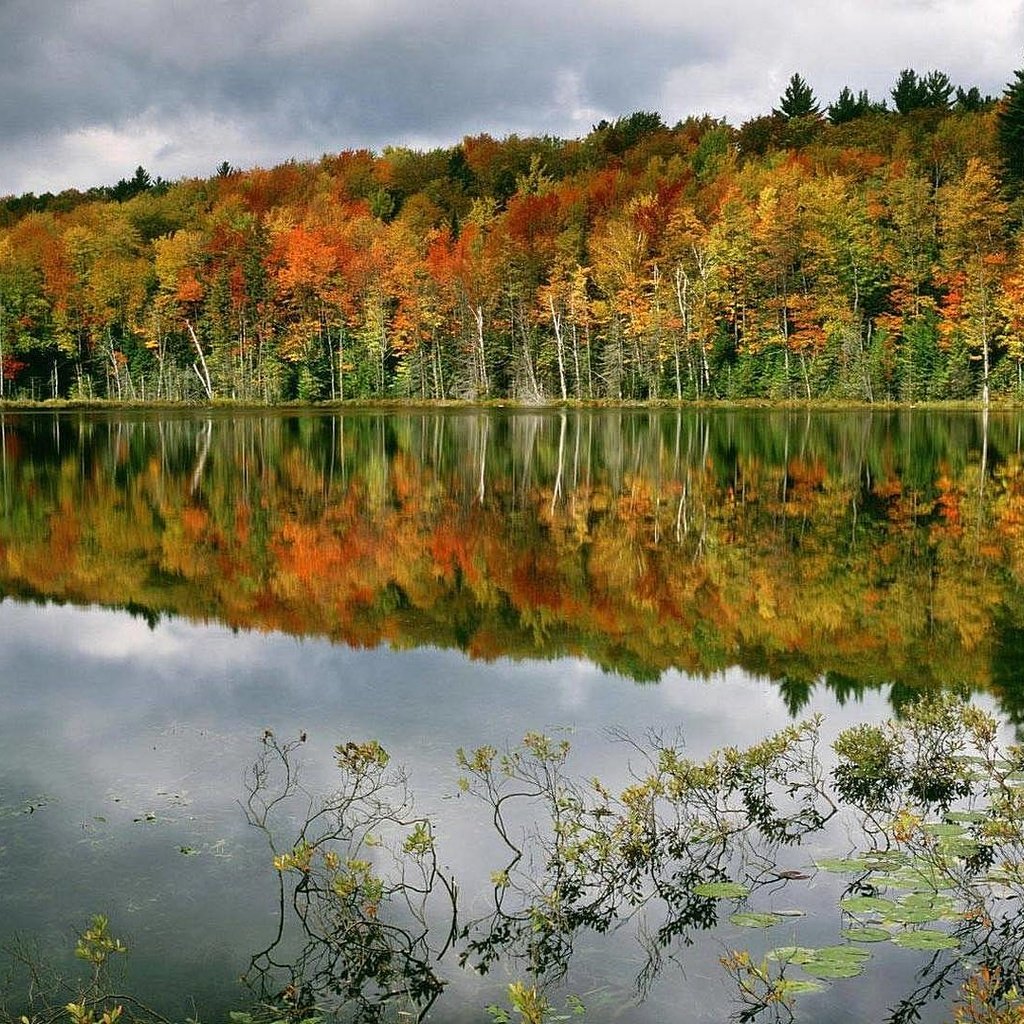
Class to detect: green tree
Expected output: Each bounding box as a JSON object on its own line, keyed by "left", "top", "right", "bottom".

{"left": 955, "top": 85, "right": 985, "bottom": 112}
{"left": 922, "top": 69, "right": 955, "bottom": 109}
{"left": 828, "top": 86, "right": 871, "bottom": 124}
{"left": 998, "top": 64, "right": 1024, "bottom": 189}
{"left": 774, "top": 74, "right": 820, "bottom": 118}
{"left": 891, "top": 69, "right": 930, "bottom": 113}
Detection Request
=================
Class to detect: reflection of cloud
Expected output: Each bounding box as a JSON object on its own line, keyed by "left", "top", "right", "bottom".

{"left": 1, "top": 595, "right": 997, "bottom": 1020}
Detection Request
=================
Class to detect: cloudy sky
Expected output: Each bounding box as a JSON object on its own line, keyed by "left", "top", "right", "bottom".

{"left": 1, "top": 0, "right": 1022, "bottom": 197}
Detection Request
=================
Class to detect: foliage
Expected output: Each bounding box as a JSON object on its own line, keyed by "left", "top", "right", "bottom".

{"left": 0, "top": 64, "right": 1015, "bottom": 403}
{"left": 998, "top": 66, "right": 1024, "bottom": 190}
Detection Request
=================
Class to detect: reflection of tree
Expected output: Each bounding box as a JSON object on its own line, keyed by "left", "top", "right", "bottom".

{"left": 6, "top": 701, "right": 1024, "bottom": 1024}
{"left": 829, "top": 699, "right": 1024, "bottom": 1024}
{"left": 241, "top": 734, "right": 457, "bottom": 1023}
{"left": 2, "top": 410, "right": 1024, "bottom": 714}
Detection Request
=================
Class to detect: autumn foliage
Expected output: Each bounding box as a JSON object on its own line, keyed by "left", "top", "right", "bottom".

{"left": 0, "top": 96, "right": 1021, "bottom": 402}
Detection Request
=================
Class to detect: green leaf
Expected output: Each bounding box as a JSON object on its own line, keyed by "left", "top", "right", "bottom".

{"left": 884, "top": 906, "right": 943, "bottom": 924}
{"left": 802, "top": 960, "right": 866, "bottom": 979}
{"left": 815, "top": 858, "right": 872, "bottom": 873}
{"left": 692, "top": 881, "right": 750, "bottom": 899}
{"left": 842, "top": 927, "right": 892, "bottom": 942}
{"left": 730, "top": 911, "right": 782, "bottom": 928}
{"left": 840, "top": 896, "right": 899, "bottom": 914}
{"left": 768, "top": 946, "right": 818, "bottom": 964}
{"left": 814, "top": 946, "right": 872, "bottom": 962}
{"left": 892, "top": 929, "right": 959, "bottom": 951}
{"left": 777, "top": 979, "right": 826, "bottom": 995}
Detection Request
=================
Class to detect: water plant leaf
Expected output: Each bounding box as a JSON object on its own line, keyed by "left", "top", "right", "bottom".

{"left": 944, "top": 810, "right": 987, "bottom": 824}
{"left": 813, "top": 946, "right": 872, "bottom": 962}
{"left": 730, "top": 911, "right": 782, "bottom": 928}
{"left": 802, "top": 960, "right": 867, "bottom": 979}
{"left": 842, "top": 927, "right": 892, "bottom": 942}
{"left": 884, "top": 906, "right": 943, "bottom": 924}
{"left": 815, "top": 858, "right": 872, "bottom": 873}
{"left": 692, "top": 882, "right": 750, "bottom": 899}
{"left": 768, "top": 947, "right": 818, "bottom": 964}
{"left": 840, "top": 896, "right": 899, "bottom": 914}
{"left": 777, "top": 979, "right": 826, "bottom": 996}
{"left": 891, "top": 929, "right": 960, "bottom": 951}
{"left": 798, "top": 945, "right": 872, "bottom": 978}
{"left": 921, "top": 823, "right": 967, "bottom": 838}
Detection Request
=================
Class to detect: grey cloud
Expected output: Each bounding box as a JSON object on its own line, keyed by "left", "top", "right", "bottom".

{"left": 0, "top": 0, "right": 1022, "bottom": 194}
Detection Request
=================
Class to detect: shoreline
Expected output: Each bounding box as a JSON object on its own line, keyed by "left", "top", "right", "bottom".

{"left": 0, "top": 396, "right": 1021, "bottom": 414}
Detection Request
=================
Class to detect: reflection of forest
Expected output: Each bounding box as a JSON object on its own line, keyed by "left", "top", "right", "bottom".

{"left": 2, "top": 409, "right": 1024, "bottom": 715}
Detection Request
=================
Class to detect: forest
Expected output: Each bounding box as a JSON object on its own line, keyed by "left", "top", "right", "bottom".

{"left": 2, "top": 67, "right": 1024, "bottom": 403}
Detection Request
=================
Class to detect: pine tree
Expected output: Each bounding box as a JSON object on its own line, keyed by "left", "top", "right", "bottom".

{"left": 891, "top": 69, "right": 930, "bottom": 113}
{"left": 828, "top": 86, "right": 871, "bottom": 124}
{"left": 775, "top": 74, "right": 820, "bottom": 119}
{"left": 998, "top": 65, "right": 1024, "bottom": 188}
{"left": 922, "top": 70, "right": 954, "bottom": 109}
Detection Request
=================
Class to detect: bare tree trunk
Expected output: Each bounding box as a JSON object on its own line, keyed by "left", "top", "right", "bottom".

{"left": 548, "top": 294, "right": 568, "bottom": 400}
{"left": 472, "top": 305, "right": 489, "bottom": 396}
{"left": 186, "top": 319, "right": 213, "bottom": 399}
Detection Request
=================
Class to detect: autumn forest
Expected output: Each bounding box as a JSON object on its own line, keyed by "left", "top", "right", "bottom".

{"left": 3, "top": 67, "right": 1024, "bottom": 405}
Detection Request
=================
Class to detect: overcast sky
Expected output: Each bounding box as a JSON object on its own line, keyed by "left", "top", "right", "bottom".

{"left": 1, "top": 0, "right": 1022, "bottom": 197}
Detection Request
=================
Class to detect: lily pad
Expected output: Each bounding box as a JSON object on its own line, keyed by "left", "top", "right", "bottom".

{"left": 768, "top": 947, "right": 818, "bottom": 964}
{"left": 885, "top": 906, "right": 944, "bottom": 924}
{"left": 814, "top": 946, "right": 872, "bottom": 962}
{"left": 922, "top": 823, "right": 967, "bottom": 838}
{"left": 901, "top": 893, "right": 955, "bottom": 914}
{"left": 840, "top": 895, "right": 899, "bottom": 915}
{"left": 692, "top": 881, "right": 750, "bottom": 899}
{"left": 892, "top": 929, "right": 960, "bottom": 951}
{"left": 799, "top": 948, "right": 872, "bottom": 980}
{"left": 777, "top": 979, "right": 826, "bottom": 996}
{"left": 730, "top": 911, "right": 782, "bottom": 928}
{"left": 842, "top": 927, "right": 892, "bottom": 942}
{"left": 944, "top": 810, "right": 987, "bottom": 824}
{"left": 802, "top": 961, "right": 867, "bottom": 979}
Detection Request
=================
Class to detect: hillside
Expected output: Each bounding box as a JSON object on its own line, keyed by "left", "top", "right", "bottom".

{"left": 2, "top": 69, "right": 1023, "bottom": 403}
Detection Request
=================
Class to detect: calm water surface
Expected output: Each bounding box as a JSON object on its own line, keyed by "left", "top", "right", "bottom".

{"left": 1, "top": 409, "right": 1022, "bottom": 1022}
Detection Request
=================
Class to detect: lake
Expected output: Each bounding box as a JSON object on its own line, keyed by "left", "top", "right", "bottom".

{"left": 1, "top": 408, "right": 1022, "bottom": 1023}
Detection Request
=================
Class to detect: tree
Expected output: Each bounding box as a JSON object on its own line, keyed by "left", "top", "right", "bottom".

{"left": 774, "top": 74, "right": 820, "bottom": 119}
{"left": 828, "top": 87, "right": 871, "bottom": 124}
{"left": 955, "top": 86, "right": 985, "bottom": 112}
{"left": 922, "top": 70, "right": 955, "bottom": 109}
{"left": 937, "top": 158, "right": 1009, "bottom": 404}
{"left": 891, "top": 69, "right": 930, "bottom": 114}
{"left": 998, "top": 64, "right": 1024, "bottom": 189}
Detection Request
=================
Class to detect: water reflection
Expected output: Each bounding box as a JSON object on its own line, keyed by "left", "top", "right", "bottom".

{"left": 3, "top": 409, "right": 1024, "bottom": 1022}
{"left": 205, "top": 703, "right": 1024, "bottom": 1023}
{"left": 1, "top": 409, "right": 1024, "bottom": 718}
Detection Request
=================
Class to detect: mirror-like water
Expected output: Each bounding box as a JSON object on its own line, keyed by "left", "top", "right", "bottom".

{"left": 1, "top": 409, "right": 1022, "bottom": 1023}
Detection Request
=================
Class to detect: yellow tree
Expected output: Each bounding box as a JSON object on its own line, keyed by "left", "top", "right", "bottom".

{"left": 938, "top": 158, "right": 1008, "bottom": 404}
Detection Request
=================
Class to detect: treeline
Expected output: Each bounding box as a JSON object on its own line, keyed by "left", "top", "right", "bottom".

{"left": 2, "top": 65, "right": 1024, "bottom": 403}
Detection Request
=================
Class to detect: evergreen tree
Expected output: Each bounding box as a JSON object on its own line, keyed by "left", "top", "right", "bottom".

{"left": 922, "top": 70, "right": 954, "bottom": 108}
{"left": 891, "top": 69, "right": 930, "bottom": 113}
{"left": 775, "top": 74, "right": 820, "bottom": 118}
{"left": 955, "top": 86, "right": 985, "bottom": 112}
{"left": 828, "top": 86, "right": 871, "bottom": 124}
{"left": 998, "top": 65, "right": 1024, "bottom": 188}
